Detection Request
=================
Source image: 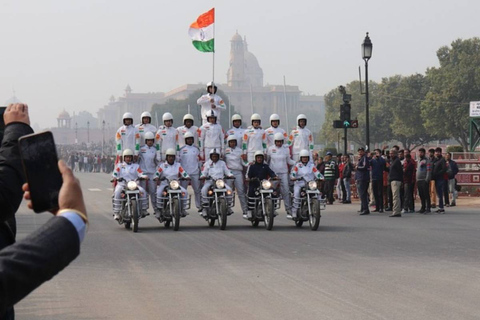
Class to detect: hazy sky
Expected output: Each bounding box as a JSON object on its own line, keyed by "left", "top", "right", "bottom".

{"left": 0, "top": 0, "right": 478, "bottom": 128}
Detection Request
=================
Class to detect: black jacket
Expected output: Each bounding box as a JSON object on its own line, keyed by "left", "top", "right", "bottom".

{"left": 0, "top": 122, "right": 34, "bottom": 250}
{"left": 342, "top": 162, "right": 352, "bottom": 179}
{"left": 246, "top": 162, "right": 276, "bottom": 196}
{"left": 432, "top": 156, "right": 447, "bottom": 180}
{"left": 388, "top": 157, "right": 403, "bottom": 182}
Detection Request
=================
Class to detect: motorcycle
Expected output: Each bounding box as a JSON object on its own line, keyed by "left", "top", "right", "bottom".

{"left": 111, "top": 177, "right": 148, "bottom": 233}
{"left": 155, "top": 177, "right": 191, "bottom": 231}
{"left": 201, "top": 177, "right": 235, "bottom": 230}
{"left": 290, "top": 177, "right": 325, "bottom": 231}
{"left": 246, "top": 177, "right": 281, "bottom": 230}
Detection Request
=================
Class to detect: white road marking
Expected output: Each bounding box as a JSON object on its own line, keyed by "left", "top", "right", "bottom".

{"left": 88, "top": 188, "right": 102, "bottom": 192}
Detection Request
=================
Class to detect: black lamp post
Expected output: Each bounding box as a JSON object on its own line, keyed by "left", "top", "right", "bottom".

{"left": 102, "top": 120, "right": 105, "bottom": 156}
{"left": 362, "top": 32, "right": 373, "bottom": 150}
{"left": 87, "top": 121, "right": 90, "bottom": 143}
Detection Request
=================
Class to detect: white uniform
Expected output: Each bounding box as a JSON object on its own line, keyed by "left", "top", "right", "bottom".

{"left": 198, "top": 123, "right": 224, "bottom": 160}
{"left": 267, "top": 145, "right": 296, "bottom": 212}
{"left": 197, "top": 94, "right": 226, "bottom": 125}
{"left": 287, "top": 127, "right": 314, "bottom": 162}
{"left": 112, "top": 162, "right": 147, "bottom": 213}
{"left": 155, "top": 126, "right": 179, "bottom": 161}
{"left": 224, "top": 146, "right": 249, "bottom": 214}
{"left": 155, "top": 161, "right": 190, "bottom": 214}
{"left": 225, "top": 126, "right": 245, "bottom": 149}
{"left": 242, "top": 127, "right": 267, "bottom": 163}
{"left": 177, "top": 125, "right": 199, "bottom": 148}
{"left": 138, "top": 144, "right": 158, "bottom": 210}
{"left": 135, "top": 123, "right": 157, "bottom": 146}
{"left": 265, "top": 126, "right": 288, "bottom": 148}
{"left": 115, "top": 125, "right": 140, "bottom": 156}
{"left": 178, "top": 145, "right": 202, "bottom": 210}
{"left": 290, "top": 162, "right": 324, "bottom": 216}
{"left": 200, "top": 160, "right": 233, "bottom": 205}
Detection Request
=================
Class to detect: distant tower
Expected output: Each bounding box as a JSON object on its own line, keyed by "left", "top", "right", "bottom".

{"left": 227, "top": 32, "right": 245, "bottom": 88}
{"left": 125, "top": 84, "right": 132, "bottom": 96}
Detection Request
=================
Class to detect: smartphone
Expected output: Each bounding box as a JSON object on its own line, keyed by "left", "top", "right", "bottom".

{"left": 0, "top": 106, "right": 6, "bottom": 143}
{"left": 19, "top": 131, "right": 63, "bottom": 213}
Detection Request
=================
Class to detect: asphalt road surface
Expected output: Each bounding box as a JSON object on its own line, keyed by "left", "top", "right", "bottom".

{"left": 14, "top": 172, "right": 480, "bottom": 320}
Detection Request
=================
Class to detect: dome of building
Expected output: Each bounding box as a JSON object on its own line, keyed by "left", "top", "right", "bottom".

{"left": 231, "top": 32, "right": 242, "bottom": 42}
{"left": 58, "top": 109, "right": 71, "bottom": 119}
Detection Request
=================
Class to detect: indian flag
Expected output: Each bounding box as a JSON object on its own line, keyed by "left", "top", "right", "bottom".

{"left": 188, "top": 8, "right": 215, "bottom": 52}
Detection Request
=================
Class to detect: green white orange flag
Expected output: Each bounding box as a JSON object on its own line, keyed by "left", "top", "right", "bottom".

{"left": 188, "top": 8, "right": 215, "bottom": 53}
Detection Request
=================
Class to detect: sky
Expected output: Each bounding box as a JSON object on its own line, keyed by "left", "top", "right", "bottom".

{"left": 0, "top": 0, "right": 479, "bottom": 129}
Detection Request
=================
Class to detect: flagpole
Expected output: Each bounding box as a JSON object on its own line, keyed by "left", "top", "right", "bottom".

{"left": 212, "top": 8, "right": 215, "bottom": 84}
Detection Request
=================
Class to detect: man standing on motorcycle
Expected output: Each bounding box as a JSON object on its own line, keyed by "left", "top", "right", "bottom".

{"left": 224, "top": 135, "right": 249, "bottom": 217}
{"left": 177, "top": 114, "right": 199, "bottom": 149}
{"left": 199, "top": 149, "right": 234, "bottom": 216}
{"left": 138, "top": 132, "right": 158, "bottom": 216}
{"left": 112, "top": 149, "right": 148, "bottom": 221}
{"left": 225, "top": 114, "right": 244, "bottom": 148}
{"left": 265, "top": 114, "right": 288, "bottom": 148}
{"left": 245, "top": 151, "right": 277, "bottom": 218}
{"left": 178, "top": 132, "right": 202, "bottom": 213}
{"left": 116, "top": 112, "right": 140, "bottom": 162}
{"left": 198, "top": 110, "right": 224, "bottom": 161}
{"left": 155, "top": 112, "right": 179, "bottom": 162}
{"left": 290, "top": 149, "right": 324, "bottom": 219}
{"left": 154, "top": 148, "right": 190, "bottom": 217}
{"left": 242, "top": 114, "right": 267, "bottom": 163}
{"left": 287, "top": 114, "right": 314, "bottom": 162}
{"left": 197, "top": 82, "right": 227, "bottom": 125}
{"left": 135, "top": 111, "right": 157, "bottom": 145}
{"left": 266, "top": 133, "right": 296, "bottom": 216}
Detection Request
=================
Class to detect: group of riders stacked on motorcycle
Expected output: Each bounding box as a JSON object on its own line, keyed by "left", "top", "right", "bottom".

{"left": 112, "top": 82, "right": 325, "bottom": 231}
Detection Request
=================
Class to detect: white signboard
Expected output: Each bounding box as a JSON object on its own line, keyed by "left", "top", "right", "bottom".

{"left": 470, "top": 101, "right": 480, "bottom": 117}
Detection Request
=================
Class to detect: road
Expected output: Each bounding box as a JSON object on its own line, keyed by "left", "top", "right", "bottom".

{"left": 14, "top": 172, "right": 480, "bottom": 320}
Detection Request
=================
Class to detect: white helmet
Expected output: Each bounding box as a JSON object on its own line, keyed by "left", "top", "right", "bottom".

{"left": 274, "top": 132, "right": 284, "bottom": 142}
{"left": 206, "top": 110, "right": 217, "bottom": 119}
{"left": 251, "top": 113, "right": 261, "bottom": 123}
{"left": 227, "top": 135, "right": 237, "bottom": 143}
{"left": 254, "top": 150, "right": 264, "bottom": 158}
{"left": 232, "top": 114, "right": 242, "bottom": 122}
{"left": 162, "top": 112, "right": 173, "bottom": 122}
{"left": 144, "top": 132, "right": 155, "bottom": 141}
{"left": 297, "top": 114, "right": 307, "bottom": 125}
{"left": 123, "top": 149, "right": 134, "bottom": 157}
{"left": 165, "top": 148, "right": 176, "bottom": 156}
{"left": 122, "top": 112, "right": 133, "bottom": 124}
{"left": 209, "top": 148, "right": 220, "bottom": 157}
{"left": 183, "top": 114, "right": 194, "bottom": 124}
{"left": 299, "top": 149, "right": 310, "bottom": 158}
{"left": 140, "top": 111, "right": 152, "bottom": 123}
{"left": 206, "top": 81, "right": 218, "bottom": 93}
{"left": 269, "top": 114, "right": 280, "bottom": 123}
{"left": 184, "top": 131, "right": 194, "bottom": 140}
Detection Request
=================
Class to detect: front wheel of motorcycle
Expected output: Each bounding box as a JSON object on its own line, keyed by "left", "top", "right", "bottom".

{"left": 131, "top": 200, "right": 139, "bottom": 233}
{"left": 264, "top": 198, "right": 274, "bottom": 231}
{"left": 218, "top": 198, "right": 227, "bottom": 230}
{"left": 172, "top": 198, "right": 180, "bottom": 231}
{"left": 309, "top": 199, "right": 321, "bottom": 231}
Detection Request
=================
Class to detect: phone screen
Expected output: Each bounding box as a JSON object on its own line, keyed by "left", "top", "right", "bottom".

{"left": 19, "top": 131, "right": 63, "bottom": 213}
{"left": 0, "top": 106, "right": 6, "bottom": 143}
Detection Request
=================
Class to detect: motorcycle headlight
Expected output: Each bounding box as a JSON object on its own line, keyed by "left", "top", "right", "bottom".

{"left": 169, "top": 180, "right": 180, "bottom": 190}
{"left": 262, "top": 180, "right": 272, "bottom": 190}
{"left": 216, "top": 179, "right": 225, "bottom": 189}
{"left": 308, "top": 181, "right": 318, "bottom": 190}
{"left": 127, "top": 181, "right": 138, "bottom": 191}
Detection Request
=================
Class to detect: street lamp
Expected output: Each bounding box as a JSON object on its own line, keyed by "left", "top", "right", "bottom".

{"left": 75, "top": 122, "right": 78, "bottom": 145}
{"left": 362, "top": 32, "right": 373, "bottom": 151}
{"left": 87, "top": 121, "right": 90, "bottom": 143}
{"left": 102, "top": 120, "right": 105, "bottom": 156}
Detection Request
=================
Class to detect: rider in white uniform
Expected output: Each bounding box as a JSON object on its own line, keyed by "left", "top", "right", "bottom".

{"left": 265, "top": 113, "right": 288, "bottom": 148}
{"left": 198, "top": 110, "right": 224, "bottom": 161}
{"left": 267, "top": 133, "right": 296, "bottom": 216}
{"left": 197, "top": 82, "right": 226, "bottom": 125}
{"left": 178, "top": 131, "right": 202, "bottom": 213}
{"left": 138, "top": 132, "right": 158, "bottom": 215}
{"left": 177, "top": 113, "right": 199, "bottom": 148}
{"left": 224, "top": 135, "right": 249, "bottom": 216}
{"left": 135, "top": 111, "right": 157, "bottom": 145}
{"left": 225, "top": 114, "right": 245, "bottom": 148}
{"left": 242, "top": 113, "right": 267, "bottom": 163}
{"left": 287, "top": 114, "right": 314, "bottom": 162}
{"left": 112, "top": 149, "right": 148, "bottom": 220}
{"left": 155, "top": 148, "right": 190, "bottom": 217}
{"left": 115, "top": 112, "right": 140, "bottom": 160}
{"left": 155, "top": 112, "right": 179, "bottom": 162}
{"left": 200, "top": 149, "right": 234, "bottom": 216}
{"left": 290, "top": 149, "right": 324, "bottom": 219}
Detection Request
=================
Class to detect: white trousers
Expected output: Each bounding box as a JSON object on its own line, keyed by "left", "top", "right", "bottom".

{"left": 228, "top": 169, "right": 248, "bottom": 213}
{"left": 181, "top": 173, "right": 202, "bottom": 209}
{"left": 139, "top": 173, "right": 156, "bottom": 209}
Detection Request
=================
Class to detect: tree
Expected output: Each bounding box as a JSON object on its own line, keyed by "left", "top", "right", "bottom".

{"left": 422, "top": 38, "right": 480, "bottom": 150}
